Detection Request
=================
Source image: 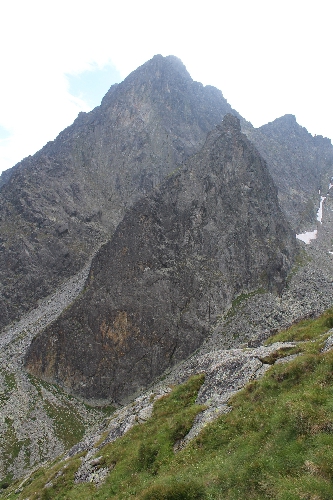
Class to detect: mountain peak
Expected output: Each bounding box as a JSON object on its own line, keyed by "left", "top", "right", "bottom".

{"left": 122, "top": 54, "right": 193, "bottom": 88}
{"left": 100, "top": 55, "right": 193, "bottom": 110}
{"left": 151, "top": 54, "right": 188, "bottom": 70}
{"left": 263, "top": 114, "right": 297, "bottom": 130}
{"left": 257, "top": 113, "right": 310, "bottom": 141}
{"left": 280, "top": 113, "right": 297, "bottom": 122}
{"left": 217, "top": 113, "right": 241, "bottom": 134}
{"left": 144, "top": 54, "right": 190, "bottom": 76}
{"left": 0, "top": 54, "right": 240, "bottom": 332}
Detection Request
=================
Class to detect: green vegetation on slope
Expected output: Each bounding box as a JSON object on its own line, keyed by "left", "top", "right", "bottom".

{"left": 26, "top": 374, "right": 88, "bottom": 448}
{"left": 224, "top": 288, "right": 265, "bottom": 322}
{"left": 0, "top": 369, "right": 114, "bottom": 489}
{"left": 3, "top": 308, "right": 333, "bottom": 499}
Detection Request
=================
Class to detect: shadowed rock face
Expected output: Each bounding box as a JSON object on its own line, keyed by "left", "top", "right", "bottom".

{"left": 0, "top": 55, "right": 239, "bottom": 330}
{"left": 25, "top": 115, "right": 297, "bottom": 404}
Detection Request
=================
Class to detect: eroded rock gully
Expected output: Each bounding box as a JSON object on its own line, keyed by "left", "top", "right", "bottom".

{"left": 0, "top": 246, "right": 106, "bottom": 482}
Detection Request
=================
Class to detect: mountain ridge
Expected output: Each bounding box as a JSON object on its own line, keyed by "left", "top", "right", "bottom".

{"left": 247, "top": 113, "right": 333, "bottom": 230}
{"left": 1, "top": 54, "right": 333, "bottom": 487}
{"left": 1, "top": 55, "right": 332, "bottom": 331}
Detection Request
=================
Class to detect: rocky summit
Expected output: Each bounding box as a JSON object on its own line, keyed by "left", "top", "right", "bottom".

{"left": 0, "top": 55, "right": 238, "bottom": 331}
{"left": 25, "top": 114, "right": 297, "bottom": 404}
{"left": 247, "top": 114, "right": 333, "bottom": 231}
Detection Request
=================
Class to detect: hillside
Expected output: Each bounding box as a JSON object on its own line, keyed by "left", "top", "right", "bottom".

{"left": 1, "top": 55, "right": 332, "bottom": 331}
{"left": 0, "top": 252, "right": 114, "bottom": 486}
{"left": 3, "top": 307, "right": 333, "bottom": 499}
{"left": 3, "top": 192, "right": 333, "bottom": 491}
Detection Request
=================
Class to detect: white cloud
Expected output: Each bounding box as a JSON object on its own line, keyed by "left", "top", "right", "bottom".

{"left": 0, "top": 0, "right": 332, "bottom": 173}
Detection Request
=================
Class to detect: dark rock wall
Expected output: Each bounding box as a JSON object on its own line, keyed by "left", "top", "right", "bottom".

{"left": 25, "top": 116, "right": 297, "bottom": 403}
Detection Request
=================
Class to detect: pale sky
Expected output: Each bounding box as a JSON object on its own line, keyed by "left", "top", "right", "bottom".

{"left": 0, "top": 0, "right": 332, "bottom": 174}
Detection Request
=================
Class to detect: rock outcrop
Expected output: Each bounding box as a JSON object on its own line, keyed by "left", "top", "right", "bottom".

{"left": 248, "top": 114, "right": 333, "bottom": 230}
{"left": 65, "top": 340, "right": 297, "bottom": 487}
{"left": 0, "top": 248, "right": 107, "bottom": 483}
{"left": 25, "top": 115, "right": 297, "bottom": 403}
{"left": 0, "top": 55, "right": 238, "bottom": 331}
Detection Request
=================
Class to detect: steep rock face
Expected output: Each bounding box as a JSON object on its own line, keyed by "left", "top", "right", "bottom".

{"left": 247, "top": 114, "right": 333, "bottom": 230}
{"left": 0, "top": 55, "right": 239, "bottom": 330}
{"left": 25, "top": 115, "right": 297, "bottom": 403}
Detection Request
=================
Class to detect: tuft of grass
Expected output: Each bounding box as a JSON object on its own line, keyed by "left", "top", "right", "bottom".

{"left": 224, "top": 288, "right": 265, "bottom": 321}
{"left": 259, "top": 346, "right": 300, "bottom": 365}
{"left": 93, "top": 404, "right": 116, "bottom": 417}
{"left": 0, "top": 477, "right": 12, "bottom": 491}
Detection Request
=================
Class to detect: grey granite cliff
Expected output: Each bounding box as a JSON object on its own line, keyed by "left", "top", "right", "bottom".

{"left": 25, "top": 115, "right": 297, "bottom": 403}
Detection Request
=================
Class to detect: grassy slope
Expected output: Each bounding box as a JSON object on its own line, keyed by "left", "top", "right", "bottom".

{"left": 0, "top": 372, "right": 115, "bottom": 490}
{"left": 3, "top": 308, "right": 333, "bottom": 500}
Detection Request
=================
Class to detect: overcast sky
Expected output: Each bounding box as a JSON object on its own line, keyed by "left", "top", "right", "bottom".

{"left": 0, "top": 0, "right": 332, "bottom": 174}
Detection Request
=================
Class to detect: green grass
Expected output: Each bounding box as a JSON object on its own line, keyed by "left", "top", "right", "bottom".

{"left": 265, "top": 307, "right": 333, "bottom": 347}
{"left": 224, "top": 288, "right": 265, "bottom": 321}
{"left": 27, "top": 373, "right": 108, "bottom": 448}
{"left": 0, "top": 372, "right": 113, "bottom": 493}
{"left": 8, "top": 374, "right": 205, "bottom": 500}
{"left": 43, "top": 401, "right": 85, "bottom": 448}
{"left": 0, "top": 417, "right": 31, "bottom": 486}
{"left": 5, "top": 308, "right": 333, "bottom": 499}
{"left": 84, "top": 403, "right": 116, "bottom": 417}
{"left": 258, "top": 345, "right": 300, "bottom": 365}
{"left": 4, "top": 373, "right": 17, "bottom": 392}
{"left": 0, "top": 371, "right": 17, "bottom": 407}
{"left": 27, "top": 374, "right": 86, "bottom": 447}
